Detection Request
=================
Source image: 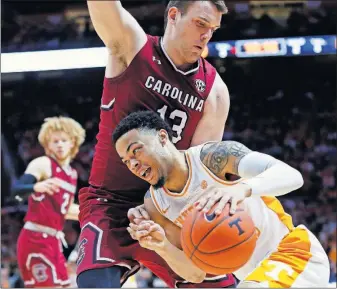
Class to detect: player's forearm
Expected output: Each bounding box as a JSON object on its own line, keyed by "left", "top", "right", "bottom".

{"left": 65, "top": 203, "right": 79, "bottom": 221}
{"left": 87, "top": 1, "right": 124, "bottom": 47}
{"left": 239, "top": 152, "right": 304, "bottom": 197}
{"left": 155, "top": 240, "right": 206, "bottom": 284}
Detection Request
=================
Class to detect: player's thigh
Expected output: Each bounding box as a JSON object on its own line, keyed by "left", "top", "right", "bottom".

{"left": 134, "top": 247, "right": 178, "bottom": 288}
{"left": 56, "top": 248, "right": 72, "bottom": 287}
{"left": 244, "top": 226, "right": 330, "bottom": 288}
{"left": 76, "top": 204, "right": 141, "bottom": 286}
{"left": 20, "top": 245, "right": 67, "bottom": 287}
{"left": 77, "top": 266, "right": 126, "bottom": 288}
{"left": 135, "top": 247, "right": 238, "bottom": 288}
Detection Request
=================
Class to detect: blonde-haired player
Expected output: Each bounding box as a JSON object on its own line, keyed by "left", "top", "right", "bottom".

{"left": 12, "top": 116, "right": 85, "bottom": 288}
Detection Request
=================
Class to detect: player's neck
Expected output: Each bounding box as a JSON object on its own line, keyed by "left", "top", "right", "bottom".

{"left": 50, "top": 155, "right": 71, "bottom": 169}
{"left": 162, "top": 34, "right": 194, "bottom": 71}
{"left": 164, "top": 151, "right": 189, "bottom": 193}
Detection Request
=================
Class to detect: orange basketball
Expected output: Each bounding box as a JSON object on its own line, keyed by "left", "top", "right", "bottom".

{"left": 180, "top": 203, "right": 257, "bottom": 275}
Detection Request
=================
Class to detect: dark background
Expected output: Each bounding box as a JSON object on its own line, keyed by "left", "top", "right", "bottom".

{"left": 1, "top": 0, "right": 336, "bottom": 287}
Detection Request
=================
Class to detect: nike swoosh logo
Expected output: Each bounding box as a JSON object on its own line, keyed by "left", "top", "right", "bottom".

{"left": 100, "top": 98, "right": 115, "bottom": 111}
{"left": 162, "top": 205, "right": 170, "bottom": 214}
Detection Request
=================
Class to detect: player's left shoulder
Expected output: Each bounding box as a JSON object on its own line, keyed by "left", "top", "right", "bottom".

{"left": 214, "top": 73, "right": 229, "bottom": 100}
{"left": 204, "top": 72, "right": 229, "bottom": 112}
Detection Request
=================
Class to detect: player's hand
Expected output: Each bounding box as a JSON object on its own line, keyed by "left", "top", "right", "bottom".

{"left": 33, "top": 178, "right": 62, "bottom": 195}
{"left": 127, "top": 220, "right": 167, "bottom": 252}
{"left": 127, "top": 204, "right": 150, "bottom": 225}
{"left": 195, "top": 184, "right": 252, "bottom": 215}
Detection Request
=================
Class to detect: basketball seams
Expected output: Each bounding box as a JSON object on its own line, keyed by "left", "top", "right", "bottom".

{"left": 189, "top": 208, "right": 244, "bottom": 258}
{"left": 182, "top": 206, "right": 257, "bottom": 275}
{"left": 197, "top": 227, "right": 256, "bottom": 254}
{"left": 191, "top": 250, "right": 246, "bottom": 271}
{"left": 189, "top": 209, "right": 199, "bottom": 257}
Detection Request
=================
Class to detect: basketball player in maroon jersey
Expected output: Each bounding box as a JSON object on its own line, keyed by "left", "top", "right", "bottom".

{"left": 12, "top": 117, "right": 85, "bottom": 287}
{"left": 77, "top": 1, "right": 235, "bottom": 287}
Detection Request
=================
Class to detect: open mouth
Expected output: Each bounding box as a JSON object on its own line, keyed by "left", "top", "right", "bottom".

{"left": 141, "top": 167, "right": 152, "bottom": 179}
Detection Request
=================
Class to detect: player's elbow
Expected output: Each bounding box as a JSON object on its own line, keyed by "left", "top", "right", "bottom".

{"left": 285, "top": 164, "right": 304, "bottom": 191}
{"left": 293, "top": 168, "right": 304, "bottom": 190}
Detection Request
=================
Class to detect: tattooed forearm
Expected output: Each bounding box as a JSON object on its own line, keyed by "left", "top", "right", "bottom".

{"left": 200, "top": 141, "right": 252, "bottom": 178}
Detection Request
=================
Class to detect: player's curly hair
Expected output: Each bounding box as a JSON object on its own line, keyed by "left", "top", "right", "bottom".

{"left": 112, "top": 111, "right": 173, "bottom": 144}
{"left": 38, "top": 116, "right": 86, "bottom": 159}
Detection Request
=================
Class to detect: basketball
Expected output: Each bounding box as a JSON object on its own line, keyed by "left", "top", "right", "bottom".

{"left": 181, "top": 203, "right": 258, "bottom": 275}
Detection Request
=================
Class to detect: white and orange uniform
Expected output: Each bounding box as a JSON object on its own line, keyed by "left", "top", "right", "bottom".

{"left": 150, "top": 144, "right": 330, "bottom": 288}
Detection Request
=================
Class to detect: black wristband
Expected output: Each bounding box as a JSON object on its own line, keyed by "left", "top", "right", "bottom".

{"left": 11, "top": 174, "right": 37, "bottom": 201}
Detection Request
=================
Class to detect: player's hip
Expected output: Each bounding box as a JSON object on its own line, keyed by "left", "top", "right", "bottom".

{"left": 241, "top": 225, "right": 330, "bottom": 287}
{"left": 78, "top": 186, "right": 144, "bottom": 206}
{"left": 78, "top": 186, "right": 144, "bottom": 224}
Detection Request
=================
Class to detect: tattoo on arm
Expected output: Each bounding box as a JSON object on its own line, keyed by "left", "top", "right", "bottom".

{"left": 200, "top": 141, "right": 251, "bottom": 178}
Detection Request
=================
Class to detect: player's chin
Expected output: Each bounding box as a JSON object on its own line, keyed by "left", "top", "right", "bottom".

{"left": 55, "top": 153, "right": 68, "bottom": 160}
{"left": 147, "top": 174, "right": 157, "bottom": 186}
{"left": 187, "top": 54, "right": 201, "bottom": 63}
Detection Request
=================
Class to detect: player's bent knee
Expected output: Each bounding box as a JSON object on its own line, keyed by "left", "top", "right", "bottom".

{"left": 237, "top": 281, "right": 265, "bottom": 288}
{"left": 76, "top": 267, "right": 122, "bottom": 288}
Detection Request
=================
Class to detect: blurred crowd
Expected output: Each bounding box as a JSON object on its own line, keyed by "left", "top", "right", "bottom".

{"left": 2, "top": 54, "right": 336, "bottom": 287}
{"left": 1, "top": 0, "right": 336, "bottom": 287}
{"left": 2, "top": 1, "right": 336, "bottom": 52}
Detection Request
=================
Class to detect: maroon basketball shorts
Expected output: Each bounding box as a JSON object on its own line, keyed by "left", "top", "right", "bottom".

{"left": 17, "top": 226, "right": 70, "bottom": 287}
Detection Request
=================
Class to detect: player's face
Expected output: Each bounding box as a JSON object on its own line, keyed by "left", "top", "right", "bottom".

{"left": 116, "top": 129, "right": 170, "bottom": 189}
{"left": 173, "top": 2, "right": 222, "bottom": 63}
{"left": 47, "top": 131, "right": 74, "bottom": 161}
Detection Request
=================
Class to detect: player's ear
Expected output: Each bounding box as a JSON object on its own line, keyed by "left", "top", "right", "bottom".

{"left": 168, "top": 7, "right": 178, "bottom": 24}
{"left": 158, "top": 129, "right": 168, "bottom": 146}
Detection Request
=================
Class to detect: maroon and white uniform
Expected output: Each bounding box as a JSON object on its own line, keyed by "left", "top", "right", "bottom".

{"left": 77, "top": 35, "right": 235, "bottom": 287}
{"left": 17, "top": 157, "right": 77, "bottom": 287}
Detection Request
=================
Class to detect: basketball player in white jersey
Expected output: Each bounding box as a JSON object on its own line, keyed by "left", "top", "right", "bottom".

{"left": 113, "top": 111, "right": 330, "bottom": 288}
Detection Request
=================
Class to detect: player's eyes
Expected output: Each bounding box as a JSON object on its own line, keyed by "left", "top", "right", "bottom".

{"left": 133, "top": 148, "right": 141, "bottom": 155}
{"left": 197, "top": 21, "right": 206, "bottom": 27}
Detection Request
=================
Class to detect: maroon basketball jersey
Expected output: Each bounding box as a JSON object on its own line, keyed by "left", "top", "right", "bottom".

{"left": 24, "top": 157, "right": 77, "bottom": 231}
{"left": 88, "top": 35, "right": 217, "bottom": 201}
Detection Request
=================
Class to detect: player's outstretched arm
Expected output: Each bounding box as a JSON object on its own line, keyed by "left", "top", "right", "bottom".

{"left": 11, "top": 156, "right": 61, "bottom": 201}
{"left": 87, "top": 1, "right": 146, "bottom": 59}
{"left": 190, "top": 74, "right": 230, "bottom": 146}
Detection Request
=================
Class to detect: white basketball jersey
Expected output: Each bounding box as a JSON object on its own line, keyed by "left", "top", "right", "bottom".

{"left": 150, "top": 144, "right": 295, "bottom": 280}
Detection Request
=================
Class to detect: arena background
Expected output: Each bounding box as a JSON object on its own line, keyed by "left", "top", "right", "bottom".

{"left": 1, "top": 0, "right": 336, "bottom": 287}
